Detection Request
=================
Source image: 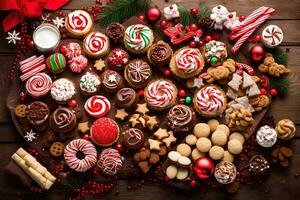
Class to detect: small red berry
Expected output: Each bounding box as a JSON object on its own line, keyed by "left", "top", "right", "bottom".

{"left": 178, "top": 89, "right": 187, "bottom": 97}
{"left": 189, "top": 24, "right": 198, "bottom": 31}
{"left": 189, "top": 41, "right": 197, "bottom": 48}
{"left": 260, "top": 88, "right": 267, "bottom": 95}
{"left": 204, "top": 35, "right": 212, "bottom": 42}
{"left": 239, "top": 15, "right": 246, "bottom": 22}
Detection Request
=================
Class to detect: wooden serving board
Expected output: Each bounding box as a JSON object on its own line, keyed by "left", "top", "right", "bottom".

{"left": 6, "top": 17, "right": 268, "bottom": 188}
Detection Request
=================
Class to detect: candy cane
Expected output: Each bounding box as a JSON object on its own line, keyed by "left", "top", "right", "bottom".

{"left": 235, "top": 62, "right": 254, "bottom": 75}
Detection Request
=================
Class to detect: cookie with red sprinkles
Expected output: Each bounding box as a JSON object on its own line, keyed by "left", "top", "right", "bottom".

{"left": 91, "top": 117, "right": 120, "bottom": 146}
{"left": 107, "top": 48, "right": 129, "bottom": 70}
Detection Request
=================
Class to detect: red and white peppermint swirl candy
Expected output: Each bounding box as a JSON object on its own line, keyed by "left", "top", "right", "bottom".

{"left": 64, "top": 139, "right": 97, "bottom": 172}
{"left": 68, "top": 55, "right": 88, "bottom": 73}
{"left": 84, "top": 95, "right": 111, "bottom": 118}
{"left": 194, "top": 86, "right": 225, "bottom": 116}
{"left": 145, "top": 79, "right": 177, "bottom": 109}
{"left": 84, "top": 32, "right": 108, "bottom": 54}
{"left": 64, "top": 42, "right": 82, "bottom": 59}
{"left": 66, "top": 10, "right": 92, "bottom": 33}
{"left": 262, "top": 25, "right": 283, "bottom": 48}
{"left": 25, "top": 72, "right": 52, "bottom": 98}
{"left": 176, "top": 48, "right": 202, "bottom": 73}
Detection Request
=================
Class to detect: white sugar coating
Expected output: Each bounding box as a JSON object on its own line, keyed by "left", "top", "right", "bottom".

{"left": 176, "top": 168, "right": 188, "bottom": 180}
{"left": 166, "top": 165, "right": 177, "bottom": 179}
{"left": 256, "top": 125, "right": 277, "bottom": 148}
{"left": 168, "top": 151, "right": 181, "bottom": 162}
{"left": 51, "top": 78, "right": 75, "bottom": 101}
{"left": 178, "top": 156, "right": 191, "bottom": 166}
{"left": 34, "top": 26, "right": 59, "bottom": 48}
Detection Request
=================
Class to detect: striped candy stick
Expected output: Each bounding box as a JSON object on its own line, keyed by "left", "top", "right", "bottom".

{"left": 235, "top": 62, "right": 254, "bottom": 75}
{"left": 231, "top": 13, "right": 273, "bottom": 54}
{"left": 230, "top": 7, "right": 275, "bottom": 40}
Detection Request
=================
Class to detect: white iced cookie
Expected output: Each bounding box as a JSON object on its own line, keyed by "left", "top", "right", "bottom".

{"left": 224, "top": 12, "right": 240, "bottom": 30}
{"left": 210, "top": 5, "right": 228, "bottom": 30}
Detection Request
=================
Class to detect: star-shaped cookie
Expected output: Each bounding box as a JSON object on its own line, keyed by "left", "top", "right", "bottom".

{"left": 162, "top": 131, "right": 177, "bottom": 147}
{"left": 136, "top": 103, "right": 149, "bottom": 115}
{"left": 94, "top": 58, "right": 106, "bottom": 71}
{"left": 129, "top": 114, "right": 140, "bottom": 127}
{"left": 115, "top": 108, "right": 129, "bottom": 120}
{"left": 148, "top": 139, "right": 162, "bottom": 151}
{"left": 146, "top": 115, "right": 159, "bottom": 130}
{"left": 78, "top": 122, "right": 89, "bottom": 133}
{"left": 153, "top": 128, "right": 169, "bottom": 140}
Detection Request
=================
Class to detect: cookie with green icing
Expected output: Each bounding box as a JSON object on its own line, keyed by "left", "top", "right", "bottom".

{"left": 46, "top": 53, "right": 66, "bottom": 73}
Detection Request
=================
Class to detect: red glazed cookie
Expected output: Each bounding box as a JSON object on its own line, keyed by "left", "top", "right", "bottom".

{"left": 91, "top": 117, "right": 119, "bottom": 146}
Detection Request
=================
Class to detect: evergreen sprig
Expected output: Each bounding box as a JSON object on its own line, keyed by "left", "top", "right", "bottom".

{"left": 99, "top": 0, "right": 151, "bottom": 27}
{"left": 264, "top": 47, "right": 288, "bottom": 66}
{"left": 270, "top": 75, "right": 290, "bottom": 95}
{"left": 178, "top": 4, "right": 211, "bottom": 26}
{"left": 198, "top": 3, "right": 211, "bottom": 17}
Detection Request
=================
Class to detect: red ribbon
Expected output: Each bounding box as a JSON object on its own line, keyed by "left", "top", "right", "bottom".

{"left": 0, "top": 0, "right": 69, "bottom": 32}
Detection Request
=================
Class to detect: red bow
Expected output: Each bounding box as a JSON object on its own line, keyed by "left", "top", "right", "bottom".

{"left": 0, "top": 0, "right": 69, "bottom": 32}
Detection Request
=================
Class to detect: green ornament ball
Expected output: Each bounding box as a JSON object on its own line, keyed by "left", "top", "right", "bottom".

{"left": 185, "top": 96, "right": 192, "bottom": 104}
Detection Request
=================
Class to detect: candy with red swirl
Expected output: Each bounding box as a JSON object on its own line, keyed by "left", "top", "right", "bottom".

{"left": 25, "top": 73, "right": 52, "bottom": 98}
{"left": 65, "top": 10, "right": 93, "bottom": 37}
{"left": 83, "top": 32, "right": 110, "bottom": 58}
{"left": 97, "top": 148, "right": 122, "bottom": 176}
{"left": 60, "top": 42, "right": 82, "bottom": 59}
{"left": 167, "top": 105, "right": 194, "bottom": 132}
{"left": 84, "top": 95, "right": 111, "bottom": 118}
{"left": 68, "top": 55, "right": 88, "bottom": 73}
{"left": 262, "top": 25, "right": 283, "bottom": 48}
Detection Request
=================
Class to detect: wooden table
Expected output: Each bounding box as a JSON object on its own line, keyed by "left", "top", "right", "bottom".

{"left": 1, "top": 0, "right": 300, "bottom": 199}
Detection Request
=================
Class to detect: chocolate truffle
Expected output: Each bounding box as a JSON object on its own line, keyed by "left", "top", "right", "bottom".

{"left": 167, "top": 105, "right": 194, "bottom": 132}
{"left": 214, "top": 161, "right": 237, "bottom": 184}
{"left": 26, "top": 101, "right": 50, "bottom": 131}
{"left": 101, "top": 70, "right": 123, "bottom": 93}
{"left": 249, "top": 155, "right": 270, "bottom": 176}
{"left": 124, "top": 60, "right": 152, "bottom": 89}
{"left": 147, "top": 41, "right": 172, "bottom": 66}
{"left": 49, "top": 107, "right": 77, "bottom": 133}
{"left": 105, "top": 23, "right": 125, "bottom": 43}
{"left": 256, "top": 125, "right": 277, "bottom": 148}
{"left": 123, "top": 128, "right": 144, "bottom": 151}
{"left": 115, "top": 88, "right": 139, "bottom": 110}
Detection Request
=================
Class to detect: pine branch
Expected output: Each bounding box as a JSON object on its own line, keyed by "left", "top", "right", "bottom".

{"left": 99, "top": 0, "right": 151, "bottom": 27}
{"left": 178, "top": 5, "right": 198, "bottom": 26}
{"left": 198, "top": 3, "right": 211, "bottom": 17}
{"left": 264, "top": 47, "right": 288, "bottom": 66}
{"left": 270, "top": 75, "right": 291, "bottom": 95}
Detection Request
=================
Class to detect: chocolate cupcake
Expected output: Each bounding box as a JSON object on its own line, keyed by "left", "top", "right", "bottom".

{"left": 26, "top": 101, "right": 50, "bottom": 131}
{"left": 79, "top": 71, "right": 101, "bottom": 96}
{"left": 115, "top": 88, "right": 139, "bottom": 110}
{"left": 50, "top": 107, "right": 77, "bottom": 133}
{"left": 101, "top": 70, "right": 123, "bottom": 93}
{"left": 105, "top": 23, "right": 125, "bottom": 43}
{"left": 122, "top": 128, "right": 144, "bottom": 151}
{"left": 147, "top": 41, "right": 172, "bottom": 66}
{"left": 249, "top": 155, "right": 270, "bottom": 176}
{"left": 124, "top": 60, "right": 152, "bottom": 89}
{"left": 167, "top": 105, "right": 195, "bottom": 132}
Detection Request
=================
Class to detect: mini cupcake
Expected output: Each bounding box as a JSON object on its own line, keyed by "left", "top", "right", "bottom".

{"left": 91, "top": 117, "right": 120, "bottom": 146}
{"left": 193, "top": 85, "right": 227, "bottom": 117}
{"left": 65, "top": 10, "right": 93, "bottom": 38}
{"left": 79, "top": 72, "right": 101, "bottom": 96}
{"left": 107, "top": 48, "right": 129, "bottom": 70}
{"left": 122, "top": 128, "right": 144, "bottom": 151}
{"left": 105, "top": 23, "right": 125, "bottom": 43}
{"left": 25, "top": 72, "right": 52, "bottom": 98}
{"left": 46, "top": 53, "right": 67, "bottom": 74}
{"left": 144, "top": 79, "right": 177, "bottom": 110}
{"left": 83, "top": 32, "right": 110, "bottom": 58}
{"left": 170, "top": 47, "right": 204, "bottom": 79}
{"left": 26, "top": 101, "right": 50, "bottom": 131}
{"left": 101, "top": 70, "right": 123, "bottom": 93}
{"left": 123, "top": 24, "right": 154, "bottom": 54}
{"left": 147, "top": 40, "right": 173, "bottom": 66}
{"left": 167, "top": 105, "right": 195, "bottom": 132}
{"left": 124, "top": 59, "right": 152, "bottom": 89}
{"left": 49, "top": 107, "right": 77, "bottom": 133}
{"left": 51, "top": 78, "right": 76, "bottom": 104}
{"left": 115, "top": 88, "right": 139, "bottom": 110}
{"left": 203, "top": 40, "right": 227, "bottom": 66}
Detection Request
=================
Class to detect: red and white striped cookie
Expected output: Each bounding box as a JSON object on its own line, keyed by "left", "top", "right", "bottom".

{"left": 25, "top": 73, "right": 52, "bottom": 98}
{"left": 84, "top": 95, "right": 111, "bottom": 118}
{"left": 65, "top": 10, "right": 93, "bottom": 38}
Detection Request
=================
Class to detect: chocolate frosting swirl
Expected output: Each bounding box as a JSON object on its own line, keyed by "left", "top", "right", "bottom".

{"left": 125, "top": 128, "right": 143, "bottom": 146}
{"left": 50, "top": 107, "right": 76, "bottom": 133}
{"left": 148, "top": 41, "right": 172, "bottom": 65}
{"left": 167, "top": 105, "right": 193, "bottom": 131}
{"left": 115, "top": 88, "right": 138, "bottom": 109}
{"left": 106, "top": 23, "right": 125, "bottom": 42}
{"left": 101, "top": 70, "right": 123, "bottom": 93}
{"left": 126, "top": 60, "right": 151, "bottom": 84}
{"left": 26, "top": 101, "right": 50, "bottom": 125}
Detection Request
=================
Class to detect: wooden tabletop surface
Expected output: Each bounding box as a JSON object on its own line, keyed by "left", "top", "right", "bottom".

{"left": 1, "top": 0, "right": 300, "bottom": 199}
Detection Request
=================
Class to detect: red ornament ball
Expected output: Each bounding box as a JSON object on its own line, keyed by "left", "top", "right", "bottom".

{"left": 178, "top": 89, "right": 187, "bottom": 97}
{"left": 204, "top": 35, "right": 212, "bottom": 42}
{"left": 138, "top": 90, "right": 144, "bottom": 96}
{"left": 193, "top": 157, "right": 214, "bottom": 179}
{"left": 190, "top": 179, "right": 197, "bottom": 187}
{"left": 190, "top": 8, "right": 199, "bottom": 16}
{"left": 68, "top": 99, "right": 77, "bottom": 108}
{"left": 250, "top": 45, "right": 265, "bottom": 62}
{"left": 115, "top": 143, "right": 123, "bottom": 152}
{"left": 189, "top": 41, "right": 197, "bottom": 48}
{"left": 239, "top": 15, "right": 246, "bottom": 22}
{"left": 270, "top": 88, "right": 279, "bottom": 96}
{"left": 82, "top": 134, "right": 90, "bottom": 140}
{"left": 146, "top": 6, "right": 161, "bottom": 23}
{"left": 189, "top": 24, "right": 198, "bottom": 31}
{"left": 160, "top": 20, "right": 168, "bottom": 28}
{"left": 138, "top": 15, "right": 145, "bottom": 22}
{"left": 163, "top": 68, "right": 171, "bottom": 77}
{"left": 253, "top": 35, "right": 262, "bottom": 43}
{"left": 260, "top": 88, "right": 267, "bottom": 95}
